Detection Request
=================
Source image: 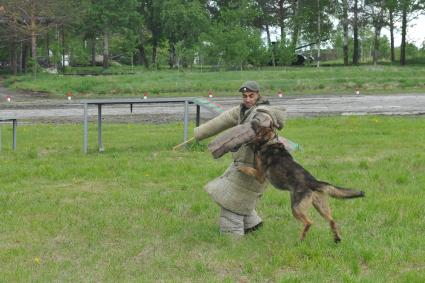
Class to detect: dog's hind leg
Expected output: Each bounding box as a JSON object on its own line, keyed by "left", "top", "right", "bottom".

{"left": 291, "top": 191, "right": 313, "bottom": 241}
{"left": 312, "top": 192, "right": 341, "bottom": 243}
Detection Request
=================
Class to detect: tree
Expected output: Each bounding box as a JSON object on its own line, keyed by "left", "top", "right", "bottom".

{"left": 80, "top": 1, "right": 101, "bottom": 67}
{"left": 253, "top": 0, "right": 277, "bottom": 66}
{"left": 1, "top": 0, "right": 50, "bottom": 78}
{"left": 352, "top": 0, "right": 361, "bottom": 64}
{"left": 139, "top": 0, "right": 166, "bottom": 68}
{"left": 335, "top": 0, "right": 350, "bottom": 65}
{"left": 297, "top": 0, "right": 334, "bottom": 66}
{"left": 364, "top": 0, "right": 387, "bottom": 65}
{"left": 203, "top": 8, "right": 264, "bottom": 69}
{"left": 0, "top": 15, "right": 21, "bottom": 74}
{"left": 399, "top": 0, "right": 424, "bottom": 65}
{"left": 385, "top": 0, "right": 398, "bottom": 62}
{"left": 87, "top": 0, "right": 139, "bottom": 68}
{"left": 0, "top": 0, "right": 82, "bottom": 76}
{"left": 162, "top": 0, "right": 208, "bottom": 68}
{"left": 290, "top": 0, "right": 300, "bottom": 51}
{"left": 276, "top": 0, "right": 291, "bottom": 42}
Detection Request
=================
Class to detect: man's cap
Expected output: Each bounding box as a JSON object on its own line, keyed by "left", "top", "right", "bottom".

{"left": 239, "top": 81, "right": 260, "bottom": 93}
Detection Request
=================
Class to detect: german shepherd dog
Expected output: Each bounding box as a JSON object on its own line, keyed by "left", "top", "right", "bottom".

{"left": 238, "top": 121, "right": 365, "bottom": 243}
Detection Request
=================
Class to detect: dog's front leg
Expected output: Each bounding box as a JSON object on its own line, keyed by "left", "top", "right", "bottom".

{"left": 254, "top": 154, "right": 267, "bottom": 183}
{"left": 238, "top": 167, "right": 266, "bottom": 183}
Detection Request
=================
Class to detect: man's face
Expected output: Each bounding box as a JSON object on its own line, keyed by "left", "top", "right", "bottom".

{"left": 242, "top": 91, "right": 260, "bottom": 108}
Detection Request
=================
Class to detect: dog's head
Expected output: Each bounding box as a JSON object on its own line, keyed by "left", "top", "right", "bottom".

{"left": 250, "top": 120, "right": 277, "bottom": 147}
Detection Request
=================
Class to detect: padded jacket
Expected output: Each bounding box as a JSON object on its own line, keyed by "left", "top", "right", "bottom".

{"left": 194, "top": 99, "right": 285, "bottom": 215}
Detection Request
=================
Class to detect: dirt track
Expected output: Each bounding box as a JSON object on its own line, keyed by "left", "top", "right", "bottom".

{"left": 1, "top": 84, "right": 425, "bottom": 123}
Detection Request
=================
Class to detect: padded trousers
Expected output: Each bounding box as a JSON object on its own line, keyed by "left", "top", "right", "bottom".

{"left": 219, "top": 206, "right": 262, "bottom": 236}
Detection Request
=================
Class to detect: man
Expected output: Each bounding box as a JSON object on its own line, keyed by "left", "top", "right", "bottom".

{"left": 194, "top": 81, "right": 285, "bottom": 236}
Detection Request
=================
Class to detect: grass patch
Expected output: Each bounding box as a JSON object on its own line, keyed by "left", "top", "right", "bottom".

{"left": 1, "top": 116, "right": 425, "bottom": 281}
{"left": 3, "top": 65, "right": 425, "bottom": 98}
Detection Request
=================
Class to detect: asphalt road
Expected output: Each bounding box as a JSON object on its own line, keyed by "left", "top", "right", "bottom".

{"left": 1, "top": 85, "right": 425, "bottom": 123}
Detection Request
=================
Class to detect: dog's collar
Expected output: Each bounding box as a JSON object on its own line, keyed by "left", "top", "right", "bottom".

{"left": 264, "top": 136, "right": 280, "bottom": 146}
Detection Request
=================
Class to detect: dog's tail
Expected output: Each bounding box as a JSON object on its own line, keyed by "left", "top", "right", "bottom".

{"left": 317, "top": 182, "right": 365, "bottom": 199}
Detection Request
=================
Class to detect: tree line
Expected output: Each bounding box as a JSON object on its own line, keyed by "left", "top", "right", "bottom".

{"left": 0, "top": 0, "right": 424, "bottom": 78}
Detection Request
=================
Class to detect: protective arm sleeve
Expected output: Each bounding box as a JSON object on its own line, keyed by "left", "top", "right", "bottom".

{"left": 207, "top": 112, "right": 274, "bottom": 159}
{"left": 194, "top": 106, "right": 239, "bottom": 141}
{"left": 252, "top": 111, "right": 273, "bottom": 128}
{"left": 255, "top": 106, "right": 285, "bottom": 130}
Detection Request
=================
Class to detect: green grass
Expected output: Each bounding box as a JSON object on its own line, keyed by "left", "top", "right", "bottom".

{"left": 3, "top": 65, "right": 425, "bottom": 98}
{"left": 1, "top": 116, "right": 425, "bottom": 282}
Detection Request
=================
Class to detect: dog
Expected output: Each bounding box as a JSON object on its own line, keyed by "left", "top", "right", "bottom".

{"left": 238, "top": 121, "right": 365, "bottom": 243}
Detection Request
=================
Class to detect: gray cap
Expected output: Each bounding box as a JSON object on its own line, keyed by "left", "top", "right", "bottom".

{"left": 239, "top": 81, "right": 260, "bottom": 93}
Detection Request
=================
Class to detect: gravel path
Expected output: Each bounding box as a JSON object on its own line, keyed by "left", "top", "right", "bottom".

{"left": 1, "top": 84, "right": 425, "bottom": 123}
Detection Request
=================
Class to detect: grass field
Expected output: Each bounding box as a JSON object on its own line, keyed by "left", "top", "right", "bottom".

{"left": 1, "top": 116, "right": 424, "bottom": 282}
{"left": 3, "top": 65, "right": 425, "bottom": 98}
